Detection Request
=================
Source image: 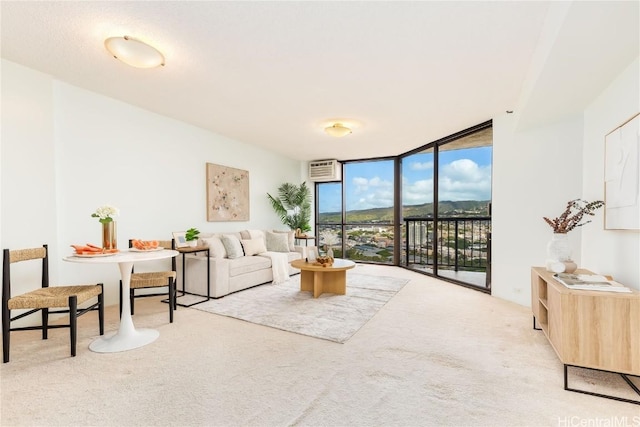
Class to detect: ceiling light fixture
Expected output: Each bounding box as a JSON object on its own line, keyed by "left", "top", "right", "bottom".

{"left": 324, "top": 123, "right": 352, "bottom": 138}
{"left": 104, "top": 36, "right": 165, "bottom": 68}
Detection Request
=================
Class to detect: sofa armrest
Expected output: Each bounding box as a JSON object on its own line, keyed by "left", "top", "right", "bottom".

{"left": 177, "top": 255, "right": 231, "bottom": 298}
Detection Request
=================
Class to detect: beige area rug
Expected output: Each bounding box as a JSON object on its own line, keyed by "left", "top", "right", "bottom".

{"left": 190, "top": 272, "right": 409, "bottom": 343}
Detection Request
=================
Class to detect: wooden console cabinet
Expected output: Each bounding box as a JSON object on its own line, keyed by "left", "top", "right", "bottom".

{"left": 531, "top": 267, "right": 640, "bottom": 403}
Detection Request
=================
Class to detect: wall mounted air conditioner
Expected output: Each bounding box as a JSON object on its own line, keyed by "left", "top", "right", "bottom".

{"left": 308, "top": 159, "right": 341, "bottom": 182}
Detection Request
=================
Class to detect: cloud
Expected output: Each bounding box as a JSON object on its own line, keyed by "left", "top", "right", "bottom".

{"left": 401, "top": 159, "right": 491, "bottom": 204}
{"left": 325, "top": 157, "right": 491, "bottom": 213}
{"left": 438, "top": 159, "right": 491, "bottom": 201}
{"left": 410, "top": 161, "right": 434, "bottom": 171}
{"left": 347, "top": 176, "right": 393, "bottom": 209}
{"left": 402, "top": 178, "right": 433, "bottom": 205}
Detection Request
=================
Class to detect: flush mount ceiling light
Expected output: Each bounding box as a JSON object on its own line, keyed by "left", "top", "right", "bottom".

{"left": 324, "top": 123, "right": 352, "bottom": 138}
{"left": 104, "top": 36, "right": 165, "bottom": 68}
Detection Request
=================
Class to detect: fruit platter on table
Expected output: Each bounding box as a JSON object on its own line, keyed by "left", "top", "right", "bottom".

{"left": 130, "top": 239, "right": 162, "bottom": 251}
{"left": 71, "top": 243, "right": 119, "bottom": 257}
{"left": 313, "top": 255, "right": 334, "bottom": 267}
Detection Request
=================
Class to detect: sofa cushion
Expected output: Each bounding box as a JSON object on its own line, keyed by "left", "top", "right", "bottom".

{"left": 273, "top": 229, "right": 295, "bottom": 251}
{"left": 198, "top": 236, "right": 227, "bottom": 259}
{"left": 265, "top": 231, "right": 290, "bottom": 252}
{"left": 241, "top": 229, "right": 265, "bottom": 240}
{"left": 221, "top": 234, "right": 244, "bottom": 259}
{"left": 228, "top": 256, "right": 271, "bottom": 277}
{"left": 241, "top": 238, "right": 267, "bottom": 256}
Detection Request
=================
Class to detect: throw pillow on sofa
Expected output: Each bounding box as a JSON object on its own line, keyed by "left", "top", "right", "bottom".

{"left": 240, "top": 229, "right": 265, "bottom": 241}
{"left": 221, "top": 234, "right": 244, "bottom": 259}
{"left": 199, "top": 236, "right": 227, "bottom": 259}
{"left": 241, "top": 238, "right": 267, "bottom": 256}
{"left": 273, "top": 229, "right": 296, "bottom": 251}
{"left": 265, "top": 231, "right": 290, "bottom": 253}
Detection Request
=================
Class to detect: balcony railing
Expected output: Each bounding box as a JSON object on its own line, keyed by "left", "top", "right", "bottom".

{"left": 404, "top": 216, "right": 491, "bottom": 277}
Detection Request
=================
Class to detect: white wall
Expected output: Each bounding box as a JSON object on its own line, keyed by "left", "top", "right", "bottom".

{"left": 492, "top": 56, "right": 640, "bottom": 306}
{"left": 1, "top": 59, "right": 304, "bottom": 310}
{"left": 492, "top": 113, "right": 584, "bottom": 306}
{"left": 582, "top": 58, "right": 640, "bottom": 290}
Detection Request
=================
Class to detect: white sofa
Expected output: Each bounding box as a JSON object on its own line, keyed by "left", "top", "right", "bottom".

{"left": 176, "top": 229, "right": 303, "bottom": 299}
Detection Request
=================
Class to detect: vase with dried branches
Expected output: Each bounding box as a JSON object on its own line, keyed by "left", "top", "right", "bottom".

{"left": 542, "top": 199, "right": 604, "bottom": 272}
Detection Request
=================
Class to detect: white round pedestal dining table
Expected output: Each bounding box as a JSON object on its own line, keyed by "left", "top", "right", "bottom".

{"left": 64, "top": 249, "right": 179, "bottom": 353}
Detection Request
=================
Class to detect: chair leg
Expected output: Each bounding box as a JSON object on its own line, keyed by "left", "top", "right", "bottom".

{"left": 69, "top": 296, "right": 77, "bottom": 357}
{"left": 118, "top": 280, "right": 123, "bottom": 319}
{"left": 42, "top": 308, "right": 49, "bottom": 340}
{"left": 98, "top": 284, "right": 105, "bottom": 335}
{"left": 2, "top": 306, "right": 10, "bottom": 363}
{"left": 169, "top": 278, "right": 175, "bottom": 323}
{"left": 173, "top": 280, "right": 177, "bottom": 311}
{"left": 130, "top": 289, "right": 135, "bottom": 315}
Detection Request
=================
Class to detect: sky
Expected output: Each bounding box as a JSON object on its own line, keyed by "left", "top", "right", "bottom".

{"left": 318, "top": 146, "right": 492, "bottom": 213}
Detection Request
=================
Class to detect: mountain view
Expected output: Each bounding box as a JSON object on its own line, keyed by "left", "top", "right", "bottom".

{"left": 319, "top": 200, "right": 490, "bottom": 223}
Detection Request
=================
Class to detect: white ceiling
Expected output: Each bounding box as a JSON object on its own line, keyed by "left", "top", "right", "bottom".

{"left": 1, "top": 1, "right": 638, "bottom": 161}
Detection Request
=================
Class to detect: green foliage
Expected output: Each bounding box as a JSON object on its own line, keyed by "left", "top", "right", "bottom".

{"left": 319, "top": 200, "right": 490, "bottom": 224}
{"left": 267, "top": 182, "right": 312, "bottom": 232}
{"left": 185, "top": 227, "right": 200, "bottom": 241}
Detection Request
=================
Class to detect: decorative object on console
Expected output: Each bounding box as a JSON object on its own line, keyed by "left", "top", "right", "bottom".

{"left": 546, "top": 233, "right": 571, "bottom": 272}
{"left": 91, "top": 204, "right": 119, "bottom": 250}
{"left": 185, "top": 228, "right": 200, "bottom": 247}
{"left": 206, "top": 163, "right": 249, "bottom": 222}
{"left": 543, "top": 199, "right": 605, "bottom": 233}
{"left": 563, "top": 260, "right": 578, "bottom": 274}
{"left": 267, "top": 182, "right": 312, "bottom": 233}
{"left": 543, "top": 199, "right": 604, "bottom": 271}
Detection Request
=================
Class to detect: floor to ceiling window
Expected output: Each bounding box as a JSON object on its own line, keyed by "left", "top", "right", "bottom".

{"left": 402, "top": 122, "right": 492, "bottom": 290}
{"left": 316, "top": 158, "right": 395, "bottom": 264}
{"left": 314, "top": 121, "right": 492, "bottom": 290}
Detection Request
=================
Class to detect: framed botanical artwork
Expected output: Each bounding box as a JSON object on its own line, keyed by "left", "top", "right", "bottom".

{"left": 604, "top": 113, "right": 639, "bottom": 230}
{"left": 206, "top": 163, "right": 250, "bottom": 221}
{"left": 172, "top": 231, "right": 189, "bottom": 248}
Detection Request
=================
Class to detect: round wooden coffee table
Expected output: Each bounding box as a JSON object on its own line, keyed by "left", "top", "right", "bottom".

{"left": 290, "top": 258, "right": 356, "bottom": 298}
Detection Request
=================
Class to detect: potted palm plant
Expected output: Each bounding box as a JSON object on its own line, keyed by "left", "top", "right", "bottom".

{"left": 267, "top": 182, "right": 312, "bottom": 233}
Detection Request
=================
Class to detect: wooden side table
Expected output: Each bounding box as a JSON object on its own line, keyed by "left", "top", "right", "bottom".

{"left": 175, "top": 246, "right": 210, "bottom": 306}
{"left": 294, "top": 235, "right": 315, "bottom": 246}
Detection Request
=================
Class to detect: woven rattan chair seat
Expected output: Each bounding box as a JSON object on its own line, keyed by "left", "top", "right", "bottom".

{"left": 7, "top": 285, "right": 102, "bottom": 310}
{"left": 130, "top": 271, "right": 177, "bottom": 289}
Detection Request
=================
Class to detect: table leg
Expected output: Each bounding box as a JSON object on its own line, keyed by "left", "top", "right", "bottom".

{"left": 300, "top": 270, "right": 314, "bottom": 293}
{"left": 320, "top": 270, "right": 347, "bottom": 296}
{"left": 299, "top": 269, "right": 347, "bottom": 298}
{"left": 89, "top": 261, "right": 159, "bottom": 353}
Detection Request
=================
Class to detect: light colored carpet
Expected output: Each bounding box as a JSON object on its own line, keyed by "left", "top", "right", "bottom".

{"left": 191, "top": 273, "right": 409, "bottom": 343}
{"left": 1, "top": 264, "right": 638, "bottom": 427}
